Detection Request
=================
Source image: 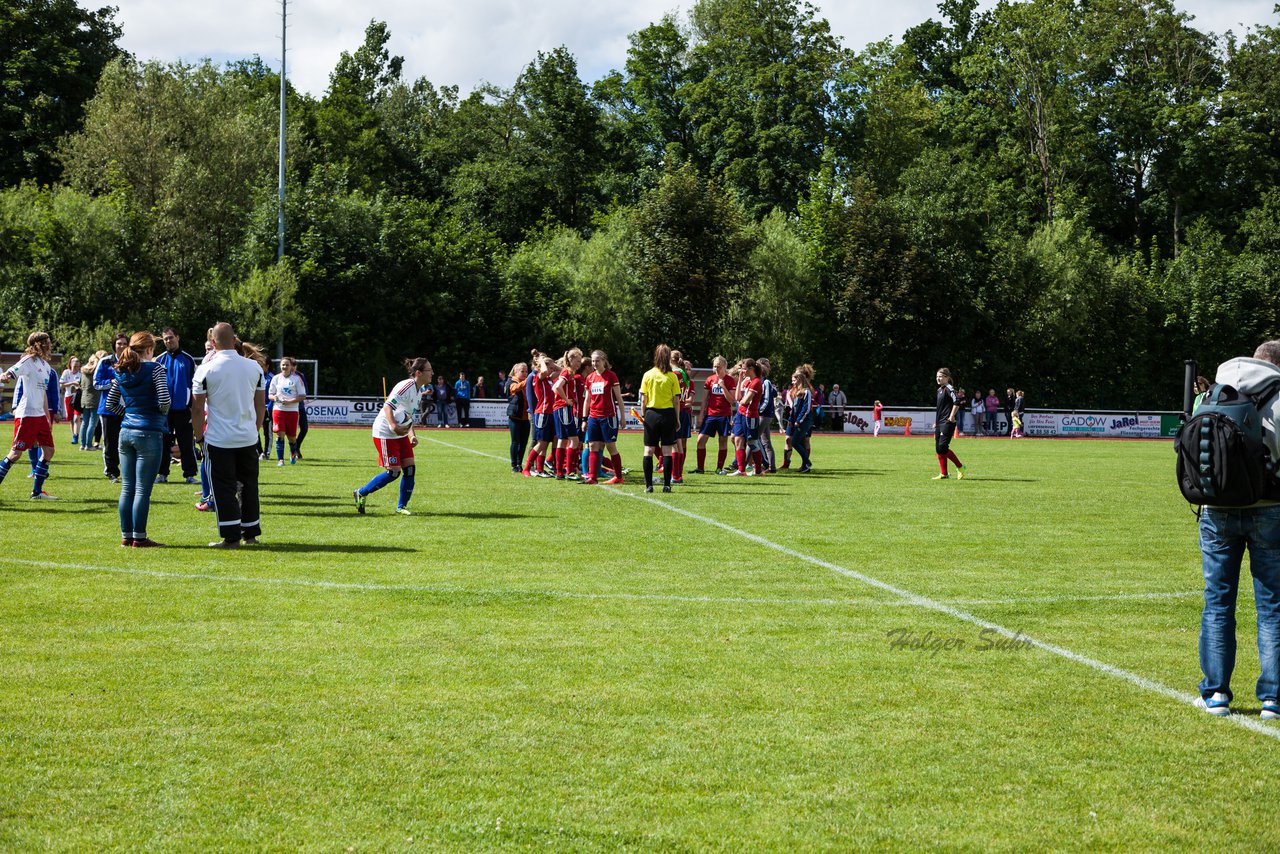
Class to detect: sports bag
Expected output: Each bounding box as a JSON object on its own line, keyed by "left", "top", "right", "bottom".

{"left": 1176, "top": 379, "right": 1280, "bottom": 507}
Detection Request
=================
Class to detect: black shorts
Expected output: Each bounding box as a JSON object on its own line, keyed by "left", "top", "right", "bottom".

{"left": 935, "top": 420, "right": 956, "bottom": 454}
{"left": 643, "top": 408, "right": 678, "bottom": 447}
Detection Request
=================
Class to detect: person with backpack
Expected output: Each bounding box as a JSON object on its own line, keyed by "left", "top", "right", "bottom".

{"left": 1185, "top": 340, "right": 1280, "bottom": 719}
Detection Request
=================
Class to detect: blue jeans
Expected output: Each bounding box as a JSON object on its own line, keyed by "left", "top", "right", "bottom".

{"left": 79, "top": 409, "right": 100, "bottom": 447}
{"left": 1199, "top": 504, "right": 1280, "bottom": 702}
{"left": 119, "top": 428, "right": 163, "bottom": 539}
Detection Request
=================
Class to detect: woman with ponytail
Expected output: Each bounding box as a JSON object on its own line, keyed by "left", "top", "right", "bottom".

{"left": 639, "top": 344, "right": 681, "bottom": 493}
{"left": 581, "top": 349, "right": 626, "bottom": 485}
{"left": 786, "top": 364, "right": 815, "bottom": 474}
{"left": 353, "top": 357, "right": 433, "bottom": 515}
{"left": 521, "top": 351, "right": 556, "bottom": 477}
{"left": 104, "top": 332, "right": 172, "bottom": 546}
{"left": 0, "top": 331, "right": 59, "bottom": 500}
{"left": 550, "top": 348, "right": 584, "bottom": 479}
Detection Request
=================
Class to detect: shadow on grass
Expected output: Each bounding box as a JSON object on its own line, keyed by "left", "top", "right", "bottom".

{"left": 252, "top": 542, "right": 417, "bottom": 553}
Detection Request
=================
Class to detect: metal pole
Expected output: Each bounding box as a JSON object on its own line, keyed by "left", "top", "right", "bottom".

{"left": 276, "top": 0, "right": 287, "bottom": 360}
{"left": 1183, "top": 359, "right": 1198, "bottom": 420}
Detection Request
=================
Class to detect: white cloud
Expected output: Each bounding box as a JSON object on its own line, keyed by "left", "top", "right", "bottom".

{"left": 109, "top": 0, "right": 1279, "bottom": 97}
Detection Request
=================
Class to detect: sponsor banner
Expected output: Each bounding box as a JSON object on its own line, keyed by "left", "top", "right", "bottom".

{"left": 304, "top": 397, "right": 384, "bottom": 425}
{"left": 841, "top": 409, "right": 936, "bottom": 436}
{"left": 306, "top": 396, "right": 1179, "bottom": 439}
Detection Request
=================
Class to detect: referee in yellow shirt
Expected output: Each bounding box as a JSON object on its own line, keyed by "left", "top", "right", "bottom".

{"left": 640, "top": 343, "right": 682, "bottom": 493}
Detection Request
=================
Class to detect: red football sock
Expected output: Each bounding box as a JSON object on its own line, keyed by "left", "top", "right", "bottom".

{"left": 589, "top": 451, "right": 600, "bottom": 480}
{"left": 938, "top": 454, "right": 949, "bottom": 475}
{"left": 751, "top": 450, "right": 763, "bottom": 472}
{"left": 524, "top": 449, "right": 537, "bottom": 472}
{"left": 674, "top": 451, "right": 684, "bottom": 479}
{"left": 611, "top": 454, "right": 623, "bottom": 478}
{"left": 697, "top": 447, "right": 706, "bottom": 471}
{"left": 717, "top": 447, "right": 727, "bottom": 470}
{"left": 735, "top": 449, "right": 746, "bottom": 472}
{"left": 946, "top": 450, "right": 963, "bottom": 467}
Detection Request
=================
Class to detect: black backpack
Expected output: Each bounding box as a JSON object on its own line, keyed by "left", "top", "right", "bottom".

{"left": 1175, "top": 379, "right": 1280, "bottom": 507}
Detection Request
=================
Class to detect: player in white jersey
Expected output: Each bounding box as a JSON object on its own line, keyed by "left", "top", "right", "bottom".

{"left": 0, "top": 331, "right": 59, "bottom": 499}
{"left": 267, "top": 356, "right": 308, "bottom": 466}
{"left": 353, "top": 357, "right": 433, "bottom": 516}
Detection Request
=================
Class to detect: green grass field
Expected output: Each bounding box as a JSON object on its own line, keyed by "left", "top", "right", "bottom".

{"left": 1, "top": 427, "right": 1277, "bottom": 850}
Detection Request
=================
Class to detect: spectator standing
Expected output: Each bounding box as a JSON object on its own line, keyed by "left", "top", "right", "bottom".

{"left": 79, "top": 351, "right": 107, "bottom": 450}
{"left": 984, "top": 389, "right": 1000, "bottom": 436}
{"left": 1193, "top": 340, "right": 1280, "bottom": 719}
{"left": 454, "top": 372, "right": 472, "bottom": 427}
{"left": 497, "top": 370, "right": 509, "bottom": 398}
{"left": 1011, "top": 390, "right": 1027, "bottom": 438}
{"left": 813, "top": 384, "right": 826, "bottom": 430}
{"left": 873, "top": 400, "right": 884, "bottom": 436}
{"left": 192, "top": 322, "right": 266, "bottom": 549}
{"left": 95, "top": 333, "right": 129, "bottom": 482}
{"left": 622, "top": 379, "right": 635, "bottom": 400}
{"left": 1003, "top": 387, "right": 1016, "bottom": 437}
{"left": 758, "top": 358, "right": 778, "bottom": 472}
{"left": 155, "top": 327, "right": 198, "bottom": 484}
{"left": 953, "top": 387, "right": 969, "bottom": 435}
{"left": 827, "top": 383, "right": 847, "bottom": 431}
{"left": 475, "top": 375, "right": 487, "bottom": 399}
{"left": 106, "top": 332, "right": 171, "bottom": 547}
{"left": 506, "top": 363, "right": 529, "bottom": 472}
{"left": 434, "top": 376, "right": 450, "bottom": 427}
{"left": 970, "top": 395, "right": 984, "bottom": 437}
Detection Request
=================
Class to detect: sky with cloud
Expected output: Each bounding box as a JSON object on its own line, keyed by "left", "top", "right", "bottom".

{"left": 107, "top": 0, "right": 1278, "bottom": 97}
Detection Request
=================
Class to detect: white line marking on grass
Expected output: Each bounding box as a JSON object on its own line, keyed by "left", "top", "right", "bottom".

{"left": 444, "top": 435, "right": 1280, "bottom": 740}
{"left": 0, "top": 557, "right": 1203, "bottom": 612}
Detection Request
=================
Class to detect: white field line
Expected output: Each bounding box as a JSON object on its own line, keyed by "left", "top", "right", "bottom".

{"left": 429, "top": 436, "right": 1280, "bottom": 742}
{"left": 0, "top": 556, "right": 1200, "bottom": 610}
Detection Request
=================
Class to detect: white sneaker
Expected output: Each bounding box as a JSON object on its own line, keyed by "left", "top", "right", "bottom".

{"left": 277, "top": 460, "right": 285, "bottom": 467}
{"left": 31, "top": 491, "right": 59, "bottom": 501}
{"left": 1194, "top": 692, "right": 1231, "bottom": 716}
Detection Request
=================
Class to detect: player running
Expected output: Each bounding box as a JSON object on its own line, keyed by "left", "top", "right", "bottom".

{"left": 353, "top": 357, "right": 432, "bottom": 515}
{"left": 694, "top": 355, "right": 736, "bottom": 474}
{"left": 0, "top": 332, "right": 59, "bottom": 500}
{"left": 580, "top": 350, "right": 626, "bottom": 485}
{"left": 268, "top": 356, "right": 308, "bottom": 466}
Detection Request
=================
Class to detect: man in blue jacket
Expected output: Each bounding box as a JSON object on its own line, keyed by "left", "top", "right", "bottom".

{"left": 454, "top": 372, "right": 471, "bottom": 428}
{"left": 154, "top": 327, "right": 198, "bottom": 484}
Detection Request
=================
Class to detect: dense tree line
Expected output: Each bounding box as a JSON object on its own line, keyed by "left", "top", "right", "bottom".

{"left": 2, "top": 0, "right": 1278, "bottom": 406}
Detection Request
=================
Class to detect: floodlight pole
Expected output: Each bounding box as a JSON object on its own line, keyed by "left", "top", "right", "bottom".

{"left": 276, "top": 0, "right": 287, "bottom": 360}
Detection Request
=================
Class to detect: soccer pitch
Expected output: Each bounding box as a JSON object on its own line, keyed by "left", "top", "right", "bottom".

{"left": 1, "top": 428, "right": 1276, "bottom": 850}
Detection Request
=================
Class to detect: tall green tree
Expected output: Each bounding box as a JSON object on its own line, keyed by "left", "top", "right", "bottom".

{"left": 684, "top": 0, "right": 841, "bottom": 217}
{"left": 629, "top": 161, "right": 755, "bottom": 359}
{"left": 0, "top": 0, "right": 124, "bottom": 187}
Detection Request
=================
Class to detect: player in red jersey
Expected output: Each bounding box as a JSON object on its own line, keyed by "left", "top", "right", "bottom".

{"left": 694, "top": 355, "right": 736, "bottom": 473}
{"left": 550, "top": 347, "right": 584, "bottom": 480}
{"left": 667, "top": 351, "right": 693, "bottom": 484}
{"left": 580, "top": 349, "right": 626, "bottom": 484}
{"left": 522, "top": 351, "right": 556, "bottom": 477}
{"left": 727, "top": 358, "right": 765, "bottom": 476}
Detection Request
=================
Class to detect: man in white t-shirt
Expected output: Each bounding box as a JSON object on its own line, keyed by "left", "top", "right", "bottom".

{"left": 192, "top": 322, "right": 266, "bottom": 548}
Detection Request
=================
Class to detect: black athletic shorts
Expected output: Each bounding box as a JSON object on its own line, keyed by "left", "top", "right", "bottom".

{"left": 935, "top": 419, "right": 956, "bottom": 454}
{"left": 643, "top": 407, "right": 678, "bottom": 447}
